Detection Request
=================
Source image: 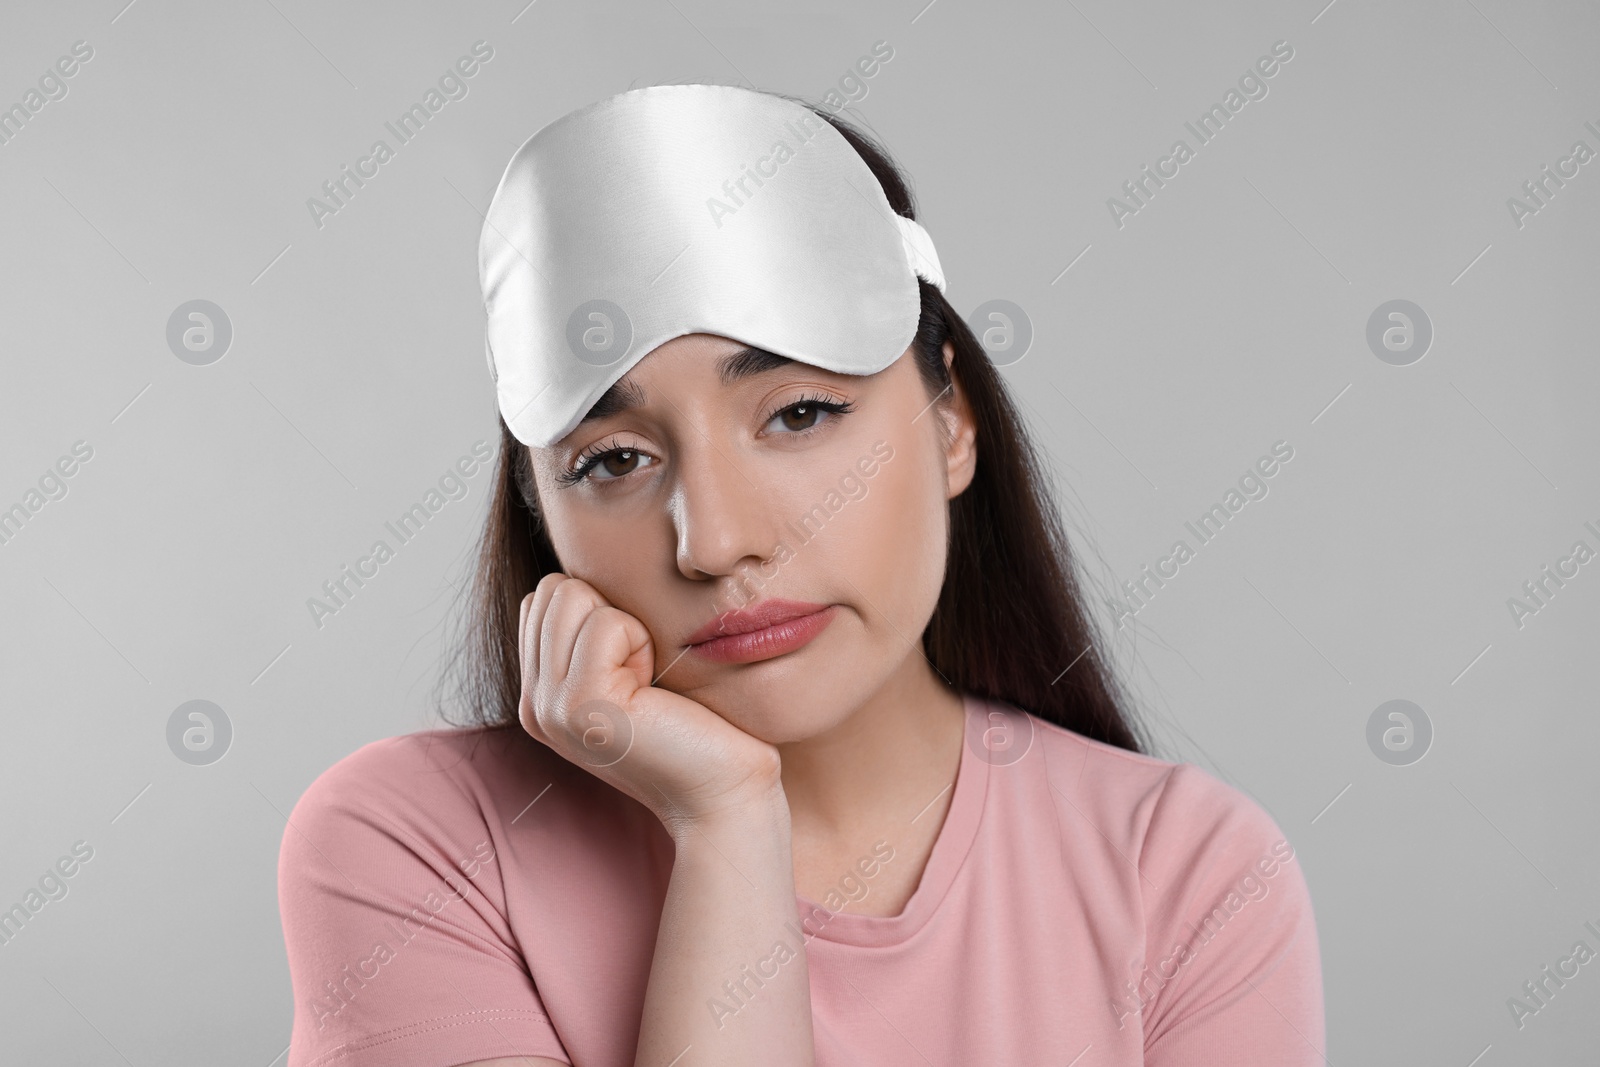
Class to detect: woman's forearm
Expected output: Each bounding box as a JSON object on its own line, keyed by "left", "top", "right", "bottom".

{"left": 633, "top": 785, "right": 815, "bottom": 1067}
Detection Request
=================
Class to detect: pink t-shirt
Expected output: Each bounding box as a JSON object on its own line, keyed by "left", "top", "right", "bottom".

{"left": 277, "top": 693, "right": 1325, "bottom": 1065}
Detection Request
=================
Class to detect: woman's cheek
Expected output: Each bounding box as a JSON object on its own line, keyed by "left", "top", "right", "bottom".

{"left": 862, "top": 447, "right": 947, "bottom": 621}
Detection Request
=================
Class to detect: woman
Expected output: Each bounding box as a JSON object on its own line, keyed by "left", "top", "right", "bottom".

{"left": 278, "top": 84, "right": 1325, "bottom": 1066}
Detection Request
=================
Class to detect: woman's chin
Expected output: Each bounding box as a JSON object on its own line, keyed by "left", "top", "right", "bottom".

{"left": 691, "top": 681, "right": 849, "bottom": 746}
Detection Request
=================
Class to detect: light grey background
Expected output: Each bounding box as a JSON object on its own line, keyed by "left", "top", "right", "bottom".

{"left": 2, "top": 0, "right": 1597, "bottom": 1062}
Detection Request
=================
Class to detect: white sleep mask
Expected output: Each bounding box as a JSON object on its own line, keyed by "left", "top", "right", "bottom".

{"left": 478, "top": 83, "right": 946, "bottom": 448}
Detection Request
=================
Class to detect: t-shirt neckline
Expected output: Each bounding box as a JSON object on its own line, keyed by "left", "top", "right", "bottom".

{"left": 792, "top": 691, "right": 989, "bottom": 949}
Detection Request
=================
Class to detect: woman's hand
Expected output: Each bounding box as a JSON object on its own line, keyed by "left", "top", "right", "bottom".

{"left": 517, "top": 572, "right": 784, "bottom": 832}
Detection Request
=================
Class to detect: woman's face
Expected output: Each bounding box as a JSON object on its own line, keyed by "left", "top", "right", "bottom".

{"left": 527, "top": 332, "right": 977, "bottom": 743}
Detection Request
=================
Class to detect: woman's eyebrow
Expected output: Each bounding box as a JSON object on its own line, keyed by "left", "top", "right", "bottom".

{"left": 717, "top": 346, "right": 796, "bottom": 386}
{"left": 576, "top": 346, "right": 798, "bottom": 425}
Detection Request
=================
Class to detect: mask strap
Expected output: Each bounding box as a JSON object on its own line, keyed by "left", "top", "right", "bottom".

{"left": 896, "top": 214, "right": 946, "bottom": 293}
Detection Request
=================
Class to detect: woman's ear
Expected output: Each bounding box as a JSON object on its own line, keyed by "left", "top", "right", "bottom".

{"left": 940, "top": 340, "right": 978, "bottom": 500}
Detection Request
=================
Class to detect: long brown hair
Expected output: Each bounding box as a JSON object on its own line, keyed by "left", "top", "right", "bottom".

{"left": 438, "top": 93, "right": 1148, "bottom": 755}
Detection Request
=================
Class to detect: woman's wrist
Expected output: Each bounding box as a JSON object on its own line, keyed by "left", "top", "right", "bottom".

{"left": 665, "top": 778, "right": 792, "bottom": 848}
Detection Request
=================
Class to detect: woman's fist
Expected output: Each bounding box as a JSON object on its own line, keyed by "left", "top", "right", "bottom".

{"left": 517, "top": 573, "right": 784, "bottom": 831}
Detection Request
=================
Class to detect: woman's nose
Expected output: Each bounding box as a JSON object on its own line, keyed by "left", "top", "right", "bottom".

{"left": 671, "top": 441, "right": 778, "bottom": 581}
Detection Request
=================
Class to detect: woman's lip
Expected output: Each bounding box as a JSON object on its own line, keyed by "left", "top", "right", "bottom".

{"left": 686, "top": 598, "right": 832, "bottom": 644}
{"left": 687, "top": 605, "right": 838, "bottom": 665}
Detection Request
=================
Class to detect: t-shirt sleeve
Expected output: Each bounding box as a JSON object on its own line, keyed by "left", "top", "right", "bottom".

{"left": 277, "top": 737, "right": 573, "bottom": 1067}
{"left": 1135, "top": 762, "right": 1326, "bottom": 1066}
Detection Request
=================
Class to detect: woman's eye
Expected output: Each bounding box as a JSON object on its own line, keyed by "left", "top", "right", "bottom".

{"left": 562, "top": 447, "right": 654, "bottom": 486}
{"left": 588, "top": 449, "right": 650, "bottom": 481}
{"left": 565, "top": 398, "right": 851, "bottom": 487}
{"left": 766, "top": 399, "right": 847, "bottom": 435}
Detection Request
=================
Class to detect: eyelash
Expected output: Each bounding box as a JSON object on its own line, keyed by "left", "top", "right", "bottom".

{"left": 556, "top": 392, "right": 855, "bottom": 488}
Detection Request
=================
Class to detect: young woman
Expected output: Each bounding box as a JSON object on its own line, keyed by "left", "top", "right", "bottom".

{"left": 278, "top": 84, "right": 1325, "bottom": 1067}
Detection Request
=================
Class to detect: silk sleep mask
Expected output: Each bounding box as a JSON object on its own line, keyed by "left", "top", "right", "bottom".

{"left": 478, "top": 83, "right": 946, "bottom": 448}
